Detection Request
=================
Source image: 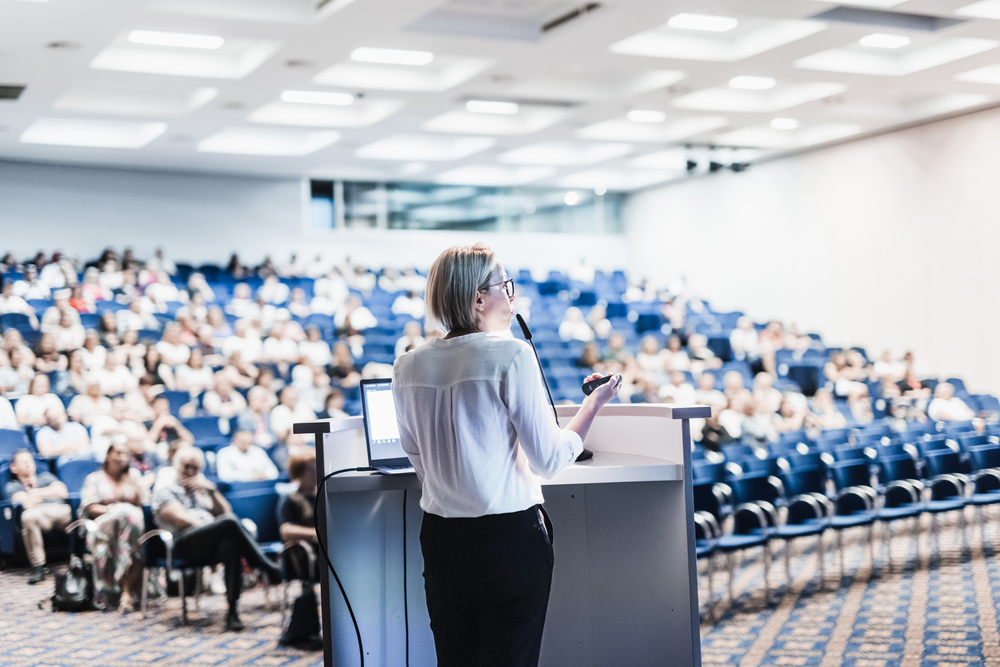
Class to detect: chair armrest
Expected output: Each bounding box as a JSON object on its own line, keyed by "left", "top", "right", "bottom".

{"left": 971, "top": 469, "right": 1000, "bottom": 490}
{"left": 808, "top": 492, "right": 835, "bottom": 517}
{"left": 734, "top": 502, "right": 770, "bottom": 536}
{"left": 139, "top": 528, "right": 175, "bottom": 570}
{"left": 713, "top": 482, "right": 733, "bottom": 507}
{"left": 927, "top": 474, "right": 968, "bottom": 498}
{"left": 836, "top": 486, "right": 875, "bottom": 511}
{"left": 884, "top": 480, "right": 920, "bottom": 505}
{"left": 693, "top": 513, "right": 713, "bottom": 542}
{"left": 695, "top": 510, "right": 721, "bottom": 539}
{"left": 65, "top": 518, "right": 98, "bottom": 537}
{"left": 241, "top": 518, "right": 259, "bottom": 540}
{"left": 768, "top": 476, "right": 786, "bottom": 502}
{"left": 788, "top": 494, "right": 825, "bottom": 522}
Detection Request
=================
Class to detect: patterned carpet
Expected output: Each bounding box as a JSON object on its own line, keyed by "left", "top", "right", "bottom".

{"left": 3, "top": 509, "right": 999, "bottom": 666}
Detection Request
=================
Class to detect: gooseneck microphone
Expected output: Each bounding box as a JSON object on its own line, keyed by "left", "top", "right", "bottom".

{"left": 516, "top": 314, "right": 559, "bottom": 426}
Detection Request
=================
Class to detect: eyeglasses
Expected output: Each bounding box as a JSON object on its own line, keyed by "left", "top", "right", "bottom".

{"left": 485, "top": 278, "right": 515, "bottom": 298}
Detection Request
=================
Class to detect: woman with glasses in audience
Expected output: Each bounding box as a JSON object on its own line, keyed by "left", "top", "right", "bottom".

{"left": 392, "top": 243, "right": 621, "bottom": 667}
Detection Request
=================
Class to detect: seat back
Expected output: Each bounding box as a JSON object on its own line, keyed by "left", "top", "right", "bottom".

{"left": 782, "top": 467, "right": 827, "bottom": 497}
{"left": 162, "top": 390, "right": 192, "bottom": 417}
{"left": 739, "top": 456, "right": 781, "bottom": 476}
{"left": 959, "top": 434, "right": 989, "bottom": 451}
{"left": 924, "top": 450, "right": 963, "bottom": 478}
{"left": 225, "top": 490, "right": 281, "bottom": 543}
{"left": 969, "top": 444, "right": 1000, "bottom": 472}
{"left": 692, "top": 481, "right": 723, "bottom": 522}
{"left": 692, "top": 460, "right": 727, "bottom": 484}
{"left": 0, "top": 429, "right": 31, "bottom": 462}
{"left": 833, "top": 446, "right": 868, "bottom": 462}
{"left": 785, "top": 452, "right": 827, "bottom": 474}
{"left": 830, "top": 460, "right": 873, "bottom": 491}
{"left": 721, "top": 443, "right": 757, "bottom": 462}
{"left": 940, "top": 420, "right": 974, "bottom": 435}
{"left": 878, "top": 454, "right": 920, "bottom": 483}
{"left": 57, "top": 459, "right": 102, "bottom": 493}
{"left": 916, "top": 436, "right": 952, "bottom": 457}
{"left": 728, "top": 472, "right": 781, "bottom": 505}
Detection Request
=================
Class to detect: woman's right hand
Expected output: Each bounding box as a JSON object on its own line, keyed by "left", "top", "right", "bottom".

{"left": 584, "top": 373, "right": 622, "bottom": 409}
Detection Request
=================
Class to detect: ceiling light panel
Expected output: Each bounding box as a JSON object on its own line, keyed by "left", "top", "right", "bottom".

{"left": 503, "top": 70, "right": 684, "bottom": 103}
{"left": 729, "top": 75, "right": 776, "bottom": 89}
{"left": 577, "top": 115, "right": 728, "bottom": 142}
{"left": 91, "top": 32, "right": 281, "bottom": 79}
{"left": 146, "top": 0, "right": 358, "bottom": 24}
{"left": 313, "top": 55, "right": 492, "bottom": 92}
{"left": 281, "top": 90, "right": 354, "bottom": 105}
{"left": 435, "top": 165, "right": 554, "bottom": 186}
{"left": 498, "top": 141, "right": 632, "bottom": 166}
{"left": 770, "top": 117, "right": 800, "bottom": 130}
{"left": 248, "top": 98, "right": 403, "bottom": 128}
{"left": 197, "top": 127, "right": 339, "bottom": 155}
{"left": 955, "top": 63, "right": 1000, "bottom": 84}
{"left": 795, "top": 38, "right": 998, "bottom": 76}
{"left": 859, "top": 33, "right": 911, "bottom": 49}
{"left": 674, "top": 82, "right": 846, "bottom": 113}
{"left": 53, "top": 80, "right": 218, "bottom": 117}
{"left": 627, "top": 110, "right": 666, "bottom": 123}
{"left": 466, "top": 100, "right": 518, "bottom": 115}
{"left": 20, "top": 118, "right": 167, "bottom": 148}
{"left": 556, "top": 169, "right": 682, "bottom": 191}
{"left": 627, "top": 148, "right": 689, "bottom": 170}
{"left": 356, "top": 134, "right": 494, "bottom": 161}
{"left": 712, "top": 123, "right": 863, "bottom": 149}
{"left": 127, "top": 30, "right": 224, "bottom": 49}
{"left": 955, "top": 1, "right": 1000, "bottom": 19}
{"left": 667, "top": 13, "right": 738, "bottom": 32}
{"left": 351, "top": 47, "right": 434, "bottom": 66}
{"left": 610, "top": 18, "right": 824, "bottom": 62}
{"left": 422, "top": 107, "right": 567, "bottom": 136}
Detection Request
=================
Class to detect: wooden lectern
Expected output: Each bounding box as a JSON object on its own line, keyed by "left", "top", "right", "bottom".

{"left": 294, "top": 403, "right": 709, "bottom": 667}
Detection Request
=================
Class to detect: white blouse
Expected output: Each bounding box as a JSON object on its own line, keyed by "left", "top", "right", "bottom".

{"left": 392, "top": 333, "right": 582, "bottom": 519}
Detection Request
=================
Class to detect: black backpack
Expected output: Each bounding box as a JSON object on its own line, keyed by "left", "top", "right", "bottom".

{"left": 52, "top": 557, "right": 96, "bottom": 612}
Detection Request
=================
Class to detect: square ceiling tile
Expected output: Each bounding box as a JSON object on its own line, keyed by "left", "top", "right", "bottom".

{"left": 673, "top": 82, "right": 847, "bottom": 113}
{"left": 502, "top": 70, "right": 684, "bottom": 103}
{"left": 422, "top": 106, "right": 567, "bottom": 136}
{"left": 147, "top": 0, "right": 356, "bottom": 24}
{"left": 197, "top": 127, "right": 339, "bottom": 155}
{"left": 20, "top": 118, "right": 167, "bottom": 148}
{"left": 712, "top": 123, "right": 863, "bottom": 149}
{"left": 576, "top": 115, "right": 727, "bottom": 142}
{"left": 53, "top": 80, "right": 217, "bottom": 117}
{"left": 248, "top": 98, "right": 403, "bottom": 128}
{"left": 435, "top": 165, "right": 555, "bottom": 186}
{"left": 795, "top": 38, "right": 998, "bottom": 76}
{"left": 356, "top": 134, "right": 495, "bottom": 161}
{"left": 956, "top": 63, "right": 1000, "bottom": 84}
{"left": 91, "top": 32, "right": 281, "bottom": 79}
{"left": 498, "top": 141, "right": 632, "bottom": 166}
{"left": 610, "top": 18, "right": 824, "bottom": 62}
{"left": 313, "top": 55, "right": 492, "bottom": 92}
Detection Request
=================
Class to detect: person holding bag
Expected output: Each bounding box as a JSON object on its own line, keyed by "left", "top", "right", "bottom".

{"left": 392, "top": 244, "right": 621, "bottom": 667}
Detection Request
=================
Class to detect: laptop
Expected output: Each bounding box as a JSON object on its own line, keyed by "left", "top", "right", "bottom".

{"left": 359, "top": 378, "right": 415, "bottom": 475}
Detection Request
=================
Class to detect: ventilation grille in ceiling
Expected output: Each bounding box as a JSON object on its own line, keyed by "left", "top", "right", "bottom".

{"left": 811, "top": 6, "right": 966, "bottom": 31}
{"left": 0, "top": 85, "right": 25, "bottom": 101}
{"left": 408, "top": 1, "right": 600, "bottom": 42}
{"left": 542, "top": 2, "right": 599, "bottom": 32}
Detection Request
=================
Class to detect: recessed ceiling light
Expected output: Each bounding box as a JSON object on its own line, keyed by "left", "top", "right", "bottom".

{"left": 350, "top": 47, "right": 434, "bottom": 66}
{"left": 281, "top": 90, "right": 354, "bottom": 106}
{"left": 859, "top": 33, "right": 911, "bottom": 49}
{"left": 770, "top": 117, "right": 799, "bottom": 130}
{"left": 729, "top": 75, "right": 776, "bottom": 90}
{"left": 594, "top": 186, "right": 607, "bottom": 196}
{"left": 20, "top": 118, "right": 167, "bottom": 148}
{"left": 564, "top": 192, "right": 579, "bottom": 205}
{"left": 466, "top": 100, "right": 518, "bottom": 115}
{"left": 127, "top": 30, "right": 224, "bottom": 50}
{"left": 627, "top": 110, "right": 666, "bottom": 123}
{"left": 667, "top": 13, "right": 739, "bottom": 32}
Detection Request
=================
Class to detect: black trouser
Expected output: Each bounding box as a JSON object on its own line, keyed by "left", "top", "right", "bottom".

{"left": 420, "top": 506, "right": 554, "bottom": 667}
{"left": 172, "top": 516, "right": 274, "bottom": 610}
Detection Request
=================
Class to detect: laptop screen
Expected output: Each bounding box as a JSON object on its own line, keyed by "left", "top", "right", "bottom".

{"left": 359, "top": 378, "right": 409, "bottom": 467}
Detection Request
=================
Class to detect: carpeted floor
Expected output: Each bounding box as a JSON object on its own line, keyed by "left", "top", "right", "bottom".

{"left": 3, "top": 508, "right": 999, "bottom": 666}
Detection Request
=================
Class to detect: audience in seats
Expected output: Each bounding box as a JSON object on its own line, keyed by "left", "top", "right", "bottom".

{"left": 928, "top": 382, "right": 975, "bottom": 421}
{"left": 80, "top": 441, "right": 147, "bottom": 610}
{"left": 6, "top": 450, "right": 71, "bottom": 584}
{"left": 15, "top": 375, "right": 64, "bottom": 427}
{"left": 152, "top": 447, "right": 281, "bottom": 632}
{"left": 216, "top": 429, "right": 279, "bottom": 483}
{"left": 35, "top": 407, "right": 92, "bottom": 464}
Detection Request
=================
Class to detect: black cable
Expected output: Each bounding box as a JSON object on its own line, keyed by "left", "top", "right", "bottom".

{"left": 313, "top": 466, "right": 375, "bottom": 667}
{"left": 403, "top": 488, "right": 409, "bottom": 667}
{"left": 516, "top": 314, "right": 559, "bottom": 427}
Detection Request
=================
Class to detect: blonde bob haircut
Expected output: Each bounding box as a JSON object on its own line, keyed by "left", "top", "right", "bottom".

{"left": 425, "top": 243, "right": 498, "bottom": 333}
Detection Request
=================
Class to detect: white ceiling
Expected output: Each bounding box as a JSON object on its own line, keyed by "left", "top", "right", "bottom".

{"left": 2, "top": 0, "right": 1000, "bottom": 191}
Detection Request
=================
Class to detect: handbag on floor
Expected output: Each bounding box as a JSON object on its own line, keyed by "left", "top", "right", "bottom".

{"left": 279, "top": 583, "right": 321, "bottom": 648}
{"left": 52, "top": 556, "right": 96, "bottom": 612}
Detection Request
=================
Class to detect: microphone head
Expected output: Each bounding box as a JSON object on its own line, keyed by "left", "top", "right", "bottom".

{"left": 515, "top": 313, "right": 531, "bottom": 340}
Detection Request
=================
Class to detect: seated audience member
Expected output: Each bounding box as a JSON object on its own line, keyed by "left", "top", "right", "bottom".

{"left": 175, "top": 347, "right": 215, "bottom": 397}
{"left": 39, "top": 289, "right": 77, "bottom": 333}
{"left": 80, "top": 442, "right": 147, "bottom": 610}
{"left": 294, "top": 364, "right": 332, "bottom": 414}
{"left": 80, "top": 329, "right": 107, "bottom": 372}
{"left": 299, "top": 326, "right": 332, "bottom": 367}
{"left": 53, "top": 309, "right": 85, "bottom": 352}
{"left": 98, "top": 311, "right": 118, "bottom": 347}
{"left": 849, "top": 385, "right": 874, "bottom": 424}
{"left": 729, "top": 317, "right": 761, "bottom": 366}
{"left": 15, "top": 374, "right": 64, "bottom": 427}
{"left": 391, "top": 290, "right": 425, "bottom": 320}
{"left": 237, "top": 386, "right": 278, "bottom": 449}
{"left": 12, "top": 264, "right": 51, "bottom": 301}
{"left": 659, "top": 371, "right": 696, "bottom": 404}
{"left": 2, "top": 348, "right": 34, "bottom": 398}
{"left": 65, "top": 349, "right": 89, "bottom": 395}
{"left": 194, "top": 325, "right": 225, "bottom": 366}
{"left": 67, "top": 379, "right": 113, "bottom": 427}
{"left": 686, "top": 334, "right": 722, "bottom": 373}
{"left": 558, "top": 306, "right": 595, "bottom": 342}
{"left": 393, "top": 321, "right": 425, "bottom": 359}
{"left": 68, "top": 285, "right": 91, "bottom": 313}
{"left": 4, "top": 328, "right": 37, "bottom": 366}
{"left": 776, "top": 394, "right": 808, "bottom": 433}
{"left": 873, "top": 349, "right": 905, "bottom": 383}
{"left": 287, "top": 288, "right": 312, "bottom": 319}
{"left": 116, "top": 297, "right": 155, "bottom": 334}
{"left": 227, "top": 283, "right": 255, "bottom": 318}
{"left": 149, "top": 395, "right": 195, "bottom": 450}
{"left": 262, "top": 320, "right": 299, "bottom": 366}
{"left": 718, "top": 389, "right": 751, "bottom": 441}
{"left": 253, "top": 367, "right": 282, "bottom": 406}
{"left": 186, "top": 272, "right": 215, "bottom": 303}
{"left": 95, "top": 349, "right": 139, "bottom": 396}
{"left": 145, "top": 271, "right": 180, "bottom": 308}
{"left": 223, "top": 319, "right": 262, "bottom": 363}
{"left": 329, "top": 342, "right": 361, "bottom": 387}
{"left": 156, "top": 323, "right": 191, "bottom": 367}
{"left": 0, "top": 278, "right": 36, "bottom": 323}
{"left": 575, "top": 342, "right": 600, "bottom": 371}
{"left": 758, "top": 321, "right": 786, "bottom": 375}
{"left": 635, "top": 336, "right": 665, "bottom": 374}
{"left": 334, "top": 296, "right": 377, "bottom": 336}
{"left": 203, "top": 374, "right": 247, "bottom": 418}
{"left": 662, "top": 335, "right": 690, "bottom": 373}
{"left": 825, "top": 350, "right": 868, "bottom": 399}
{"left": 277, "top": 449, "right": 319, "bottom": 583}
{"left": 317, "top": 387, "right": 348, "bottom": 420}
{"left": 741, "top": 395, "right": 779, "bottom": 444}
{"left": 695, "top": 373, "right": 725, "bottom": 406}
{"left": 698, "top": 396, "right": 735, "bottom": 452}
{"left": 206, "top": 306, "right": 233, "bottom": 340}
{"left": 81, "top": 267, "right": 110, "bottom": 303}
{"left": 35, "top": 407, "right": 93, "bottom": 463}
{"left": 897, "top": 367, "right": 933, "bottom": 399}
{"left": 601, "top": 332, "right": 632, "bottom": 372}
{"left": 258, "top": 274, "right": 291, "bottom": 305}
{"left": 6, "top": 450, "right": 71, "bottom": 584}
{"left": 752, "top": 372, "right": 783, "bottom": 414}
{"left": 152, "top": 447, "right": 281, "bottom": 632}
{"left": 928, "top": 382, "right": 975, "bottom": 422}
{"left": 90, "top": 397, "right": 147, "bottom": 461}
{"left": 270, "top": 386, "right": 316, "bottom": 444}
{"left": 33, "top": 334, "right": 66, "bottom": 374}
{"left": 217, "top": 429, "right": 279, "bottom": 483}
{"left": 806, "top": 388, "right": 848, "bottom": 430}
{"left": 139, "top": 345, "right": 175, "bottom": 389}
{"left": 0, "top": 393, "right": 16, "bottom": 429}
{"left": 587, "top": 304, "right": 612, "bottom": 340}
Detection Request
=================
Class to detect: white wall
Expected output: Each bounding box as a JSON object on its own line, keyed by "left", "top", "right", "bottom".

{"left": 0, "top": 160, "right": 627, "bottom": 274}
{"left": 625, "top": 106, "right": 1000, "bottom": 394}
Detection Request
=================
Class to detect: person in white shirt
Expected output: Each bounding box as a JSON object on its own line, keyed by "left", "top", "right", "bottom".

{"left": 390, "top": 291, "right": 425, "bottom": 320}
{"left": 257, "top": 275, "right": 290, "bottom": 305}
{"left": 67, "top": 380, "right": 113, "bottom": 427}
{"left": 174, "top": 348, "right": 215, "bottom": 397}
{"left": 333, "top": 296, "right": 377, "bottom": 335}
{"left": 203, "top": 374, "right": 247, "bottom": 419}
{"left": 226, "top": 283, "right": 255, "bottom": 319}
{"left": 557, "top": 306, "right": 595, "bottom": 342}
{"left": 145, "top": 272, "right": 181, "bottom": 310}
{"left": 156, "top": 323, "right": 191, "bottom": 367}
{"left": 269, "top": 386, "right": 316, "bottom": 443}
{"left": 94, "top": 351, "right": 139, "bottom": 396}
{"left": 79, "top": 330, "right": 107, "bottom": 372}
{"left": 287, "top": 288, "right": 312, "bottom": 319}
{"left": 0, "top": 280, "right": 36, "bottom": 323}
{"left": 658, "top": 371, "right": 696, "bottom": 404}
{"left": 222, "top": 319, "right": 262, "bottom": 363}
{"left": 298, "top": 325, "right": 332, "bottom": 367}
{"left": 261, "top": 320, "right": 298, "bottom": 364}
{"left": 12, "top": 265, "right": 51, "bottom": 301}
{"left": 53, "top": 310, "right": 86, "bottom": 352}
{"left": 729, "top": 316, "right": 761, "bottom": 364}
{"left": 116, "top": 297, "right": 156, "bottom": 334}
{"left": 216, "top": 430, "right": 279, "bottom": 483}
{"left": 38, "top": 258, "right": 68, "bottom": 290}
{"left": 40, "top": 291, "right": 79, "bottom": 333}
{"left": 0, "top": 394, "right": 17, "bottom": 429}
{"left": 928, "top": 382, "right": 975, "bottom": 422}
{"left": 394, "top": 321, "right": 426, "bottom": 358}
{"left": 35, "top": 407, "right": 93, "bottom": 464}
{"left": 15, "top": 375, "right": 65, "bottom": 428}
{"left": 392, "top": 244, "right": 621, "bottom": 665}
{"left": 311, "top": 270, "right": 349, "bottom": 316}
